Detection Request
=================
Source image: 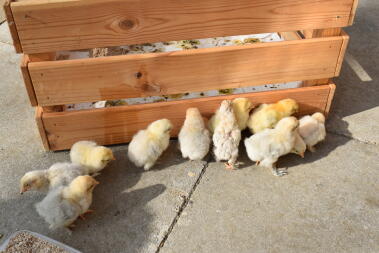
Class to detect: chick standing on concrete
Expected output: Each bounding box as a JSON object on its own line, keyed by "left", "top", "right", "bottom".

{"left": 128, "top": 119, "right": 173, "bottom": 170}
{"left": 20, "top": 163, "right": 87, "bottom": 194}
{"left": 244, "top": 117, "right": 299, "bottom": 176}
{"left": 212, "top": 100, "right": 241, "bottom": 170}
{"left": 35, "top": 175, "right": 99, "bottom": 229}
{"left": 291, "top": 131, "right": 306, "bottom": 158}
{"left": 70, "top": 141, "right": 115, "bottom": 175}
{"left": 247, "top": 98, "right": 299, "bottom": 134}
{"left": 298, "top": 112, "right": 326, "bottom": 152}
{"left": 209, "top": 98, "right": 253, "bottom": 132}
{"left": 178, "top": 108, "right": 211, "bottom": 161}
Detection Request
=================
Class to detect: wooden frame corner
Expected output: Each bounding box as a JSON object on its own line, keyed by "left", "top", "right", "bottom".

{"left": 3, "top": 0, "right": 22, "bottom": 53}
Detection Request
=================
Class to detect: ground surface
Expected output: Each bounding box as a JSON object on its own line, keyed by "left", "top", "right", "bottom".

{"left": 0, "top": 1, "right": 378, "bottom": 252}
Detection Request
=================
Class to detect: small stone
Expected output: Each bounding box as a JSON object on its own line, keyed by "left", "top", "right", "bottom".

{"left": 188, "top": 172, "right": 195, "bottom": 177}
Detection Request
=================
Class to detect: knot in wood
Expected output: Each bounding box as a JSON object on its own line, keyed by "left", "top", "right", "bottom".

{"left": 119, "top": 19, "right": 135, "bottom": 30}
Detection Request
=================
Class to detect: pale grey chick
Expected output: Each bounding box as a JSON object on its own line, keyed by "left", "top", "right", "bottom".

{"left": 212, "top": 100, "right": 241, "bottom": 170}
{"left": 299, "top": 112, "right": 326, "bottom": 152}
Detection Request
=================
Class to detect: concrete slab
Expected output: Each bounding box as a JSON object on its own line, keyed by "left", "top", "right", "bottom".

{"left": 0, "top": 22, "right": 13, "bottom": 46}
{"left": 0, "top": 22, "right": 207, "bottom": 253}
{"left": 161, "top": 135, "right": 379, "bottom": 253}
{"left": 329, "top": 0, "right": 379, "bottom": 144}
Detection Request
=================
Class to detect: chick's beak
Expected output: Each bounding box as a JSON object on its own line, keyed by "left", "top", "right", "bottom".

{"left": 300, "top": 152, "right": 305, "bottom": 158}
{"left": 94, "top": 180, "right": 100, "bottom": 185}
{"left": 20, "top": 187, "right": 26, "bottom": 194}
{"left": 112, "top": 156, "right": 116, "bottom": 161}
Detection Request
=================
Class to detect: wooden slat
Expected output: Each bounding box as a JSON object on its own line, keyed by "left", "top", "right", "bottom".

{"left": 302, "top": 28, "right": 344, "bottom": 87}
{"left": 325, "top": 83, "right": 336, "bottom": 117}
{"left": 35, "top": 107, "right": 50, "bottom": 150}
{"left": 11, "top": 0, "right": 355, "bottom": 53}
{"left": 349, "top": 0, "right": 360, "bottom": 25}
{"left": 29, "top": 36, "right": 344, "bottom": 106}
{"left": 3, "top": 0, "right": 22, "bottom": 52}
{"left": 20, "top": 55, "right": 37, "bottom": 106}
{"left": 335, "top": 30, "right": 350, "bottom": 76}
{"left": 42, "top": 84, "right": 334, "bottom": 150}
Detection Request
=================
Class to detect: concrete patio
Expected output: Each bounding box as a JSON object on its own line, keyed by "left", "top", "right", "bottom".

{"left": 0, "top": 0, "right": 378, "bottom": 252}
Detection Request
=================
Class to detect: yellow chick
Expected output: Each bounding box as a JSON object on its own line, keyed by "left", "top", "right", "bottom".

{"left": 178, "top": 108, "right": 211, "bottom": 161}
{"left": 128, "top": 119, "right": 173, "bottom": 170}
{"left": 213, "top": 100, "right": 241, "bottom": 170}
{"left": 70, "top": 141, "right": 115, "bottom": 175}
{"left": 247, "top": 98, "right": 299, "bottom": 134}
{"left": 209, "top": 98, "right": 253, "bottom": 132}
{"left": 35, "top": 175, "right": 99, "bottom": 229}
{"left": 20, "top": 163, "right": 87, "bottom": 194}
{"left": 291, "top": 131, "right": 306, "bottom": 158}
{"left": 299, "top": 112, "right": 326, "bottom": 152}
{"left": 244, "top": 117, "right": 299, "bottom": 176}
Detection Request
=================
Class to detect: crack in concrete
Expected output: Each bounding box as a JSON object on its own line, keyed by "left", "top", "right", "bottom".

{"left": 156, "top": 160, "right": 210, "bottom": 253}
{"left": 0, "top": 40, "right": 13, "bottom": 46}
{"left": 328, "top": 130, "right": 378, "bottom": 146}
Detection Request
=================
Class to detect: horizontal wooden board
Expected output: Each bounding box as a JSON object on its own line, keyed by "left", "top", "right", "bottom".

{"left": 29, "top": 36, "right": 345, "bottom": 106}
{"left": 40, "top": 84, "right": 335, "bottom": 151}
{"left": 11, "top": 0, "right": 355, "bottom": 53}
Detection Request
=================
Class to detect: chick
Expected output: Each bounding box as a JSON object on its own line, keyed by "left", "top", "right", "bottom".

{"left": 212, "top": 100, "right": 241, "bottom": 170}
{"left": 178, "top": 108, "right": 211, "bottom": 161}
{"left": 298, "top": 112, "right": 326, "bottom": 152}
{"left": 128, "top": 119, "right": 173, "bottom": 170}
{"left": 35, "top": 175, "right": 99, "bottom": 229}
{"left": 70, "top": 141, "right": 115, "bottom": 175}
{"left": 291, "top": 130, "right": 306, "bottom": 158}
{"left": 20, "top": 163, "right": 86, "bottom": 194}
{"left": 244, "top": 117, "right": 299, "bottom": 176}
{"left": 208, "top": 98, "right": 253, "bottom": 133}
{"left": 232, "top": 98, "right": 254, "bottom": 130}
{"left": 247, "top": 98, "right": 299, "bottom": 134}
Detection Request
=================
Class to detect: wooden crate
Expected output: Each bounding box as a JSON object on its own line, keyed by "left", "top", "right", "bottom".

{"left": 4, "top": 0, "right": 357, "bottom": 151}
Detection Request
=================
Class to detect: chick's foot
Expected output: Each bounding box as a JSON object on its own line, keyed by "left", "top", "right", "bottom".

{"left": 272, "top": 168, "right": 288, "bottom": 177}
{"left": 225, "top": 163, "right": 235, "bottom": 170}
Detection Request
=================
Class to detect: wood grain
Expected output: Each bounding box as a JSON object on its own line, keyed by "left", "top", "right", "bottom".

{"left": 20, "top": 55, "right": 37, "bottom": 106}
{"left": 325, "top": 83, "right": 336, "bottom": 117}
{"left": 349, "top": 0, "right": 360, "bottom": 25}
{"left": 302, "top": 28, "right": 344, "bottom": 87}
{"left": 41, "top": 84, "right": 335, "bottom": 150}
{"left": 11, "top": 0, "right": 355, "bottom": 53}
{"left": 35, "top": 107, "right": 50, "bottom": 150}
{"left": 29, "top": 36, "right": 344, "bottom": 106}
{"left": 335, "top": 30, "right": 350, "bottom": 76}
{"left": 3, "top": 0, "right": 22, "bottom": 52}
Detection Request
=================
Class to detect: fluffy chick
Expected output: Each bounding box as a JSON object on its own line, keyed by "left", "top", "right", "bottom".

{"left": 247, "top": 98, "right": 299, "bottom": 134}
{"left": 70, "top": 141, "right": 115, "bottom": 175}
{"left": 298, "top": 112, "right": 326, "bottom": 152}
{"left": 128, "top": 119, "right": 173, "bottom": 170}
{"left": 244, "top": 117, "right": 299, "bottom": 176}
{"left": 35, "top": 175, "right": 99, "bottom": 229}
{"left": 208, "top": 98, "right": 253, "bottom": 132}
{"left": 20, "top": 163, "right": 87, "bottom": 194}
{"left": 179, "top": 108, "right": 211, "bottom": 161}
{"left": 291, "top": 130, "right": 306, "bottom": 158}
{"left": 212, "top": 100, "right": 241, "bottom": 170}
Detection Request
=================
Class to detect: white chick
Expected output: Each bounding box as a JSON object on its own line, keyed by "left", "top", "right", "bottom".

{"left": 20, "top": 163, "right": 87, "bottom": 194}
{"left": 35, "top": 175, "right": 99, "bottom": 229}
{"left": 208, "top": 98, "right": 253, "bottom": 132}
{"left": 128, "top": 119, "right": 173, "bottom": 170}
{"left": 298, "top": 112, "right": 326, "bottom": 152}
{"left": 212, "top": 100, "right": 241, "bottom": 170}
{"left": 244, "top": 117, "right": 299, "bottom": 176}
{"left": 291, "top": 130, "right": 306, "bottom": 158}
{"left": 70, "top": 141, "right": 115, "bottom": 175}
{"left": 178, "top": 108, "right": 211, "bottom": 161}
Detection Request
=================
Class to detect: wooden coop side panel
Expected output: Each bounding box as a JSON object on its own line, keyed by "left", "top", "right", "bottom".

{"left": 41, "top": 84, "right": 335, "bottom": 151}
{"left": 29, "top": 37, "right": 344, "bottom": 106}
{"left": 11, "top": 0, "right": 355, "bottom": 53}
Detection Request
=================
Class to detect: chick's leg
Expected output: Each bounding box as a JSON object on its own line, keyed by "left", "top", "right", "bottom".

{"left": 80, "top": 209, "right": 95, "bottom": 220}
{"left": 308, "top": 145, "right": 316, "bottom": 153}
